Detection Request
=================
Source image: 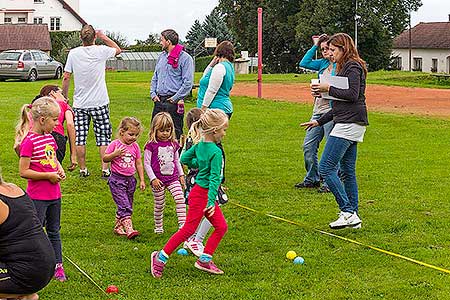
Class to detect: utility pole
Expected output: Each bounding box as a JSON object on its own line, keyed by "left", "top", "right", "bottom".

{"left": 408, "top": 11, "right": 412, "bottom": 71}
{"left": 354, "top": 0, "right": 360, "bottom": 49}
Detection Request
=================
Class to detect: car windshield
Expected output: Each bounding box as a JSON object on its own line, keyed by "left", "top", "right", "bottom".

{"left": 0, "top": 52, "right": 21, "bottom": 61}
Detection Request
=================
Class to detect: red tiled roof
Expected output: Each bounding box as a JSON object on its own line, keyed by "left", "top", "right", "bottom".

{"left": 393, "top": 22, "right": 450, "bottom": 49}
{"left": 0, "top": 24, "right": 51, "bottom": 52}
{"left": 55, "top": 0, "right": 87, "bottom": 26}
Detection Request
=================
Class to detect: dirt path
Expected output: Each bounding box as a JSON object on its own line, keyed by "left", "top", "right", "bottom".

{"left": 231, "top": 83, "right": 450, "bottom": 118}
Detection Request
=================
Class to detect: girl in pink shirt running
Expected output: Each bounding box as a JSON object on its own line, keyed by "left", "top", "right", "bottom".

{"left": 17, "top": 97, "right": 67, "bottom": 282}
{"left": 103, "top": 117, "right": 146, "bottom": 239}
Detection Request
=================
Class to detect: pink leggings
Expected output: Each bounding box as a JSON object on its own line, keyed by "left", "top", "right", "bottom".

{"left": 163, "top": 184, "right": 228, "bottom": 256}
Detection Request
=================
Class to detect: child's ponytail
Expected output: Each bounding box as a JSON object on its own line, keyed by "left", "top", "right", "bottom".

{"left": 14, "top": 104, "right": 32, "bottom": 152}
{"left": 190, "top": 119, "right": 203, "bottom": 144}
{"left": 190, "top": 109, "right": 228, "bottom": 144}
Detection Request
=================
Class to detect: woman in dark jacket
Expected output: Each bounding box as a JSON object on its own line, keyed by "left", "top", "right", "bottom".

{"left": 301, "top": 33, "right": 368, "bottom": 229}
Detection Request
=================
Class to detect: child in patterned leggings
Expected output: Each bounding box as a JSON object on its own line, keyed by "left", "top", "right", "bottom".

{"left": 144, "top": 112, "right": 186, "bottom": 234}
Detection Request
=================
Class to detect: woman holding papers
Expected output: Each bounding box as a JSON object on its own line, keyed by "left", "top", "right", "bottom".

{"left": 301, "top": 33, "right": 368, "bottom": 230}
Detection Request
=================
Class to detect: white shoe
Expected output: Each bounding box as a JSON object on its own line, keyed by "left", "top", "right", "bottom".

{"left": 329, "top": 212, "right": 362, "bottom": 229}
{"left": 183, "top": 238, "right": 204, "bottom": 257}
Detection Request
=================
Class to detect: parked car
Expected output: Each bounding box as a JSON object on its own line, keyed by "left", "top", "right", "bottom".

{"left": 0, "top": 50, "right": 63, "bottom": 82}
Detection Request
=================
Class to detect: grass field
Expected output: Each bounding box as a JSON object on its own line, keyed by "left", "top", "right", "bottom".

{"left": 1, "top": 72, "right": 450, "bottom": 299}
{"left": 231, "top": 70, "right": 450, "bottom": 89}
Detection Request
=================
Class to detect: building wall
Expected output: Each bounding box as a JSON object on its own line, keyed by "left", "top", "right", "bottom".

{"left": 0, "top": 0, "right": 82, "bottom": 31}
{"left": 392, "top": 48, "right": 450, "bottom": 73}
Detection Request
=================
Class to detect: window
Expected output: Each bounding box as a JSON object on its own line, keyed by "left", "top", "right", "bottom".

{"left": 34, "top": 17, "right": 43, "bottom": 24}
{"left": 40, "top": 52, "right": 51, "bottom": 61}
{"left": 50, "top": 17, "right": 61, "bottom": 31}
{"left": 18, "top": 17, "right": 26, "bottom": 23}
{"left": 22, "top": 53, "right": 32, "bottom": 61}
{"left": 431, "top": 58, "right": 438, "bottom": 73}
{"left": 0, "top": 52, "right": 21, "bottom": 61}
{"left": 391, "top": 57, "right": 402, "bottom": 70}
{"left": 31, "top": 52, "right": 43, "bottom": 61}
{"left": 4, "top": 17, "right": 12, "bottom": 23}
{"left": 413, "top": 57, "right": 422, "bottom": 72}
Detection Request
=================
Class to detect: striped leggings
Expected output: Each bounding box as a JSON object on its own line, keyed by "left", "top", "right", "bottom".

{"left": 152, "top": 180, "right": 186, "bottom": 231}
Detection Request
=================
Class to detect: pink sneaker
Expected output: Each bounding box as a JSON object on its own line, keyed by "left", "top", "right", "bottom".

{"left": 54, "top": 263, "right": 67, "bottom": 282}
{"left": 194, "top": 260, "right": 224, "bottom": 275}
{"left": 150, "top": 251, "right": 166, "bottom": 278}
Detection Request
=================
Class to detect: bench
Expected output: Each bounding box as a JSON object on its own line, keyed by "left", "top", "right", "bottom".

{"left": 431, "top": 73, "right": 450, "bottom": 82}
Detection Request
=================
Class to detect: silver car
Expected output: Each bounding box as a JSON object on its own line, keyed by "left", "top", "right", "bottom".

{"left": 0, "top": 50, "right": 63, "bottom": 81}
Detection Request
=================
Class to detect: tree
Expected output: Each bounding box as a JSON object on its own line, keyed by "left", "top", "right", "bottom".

{"left": 218, "top": 0, "right": 302, "bottom": 73}
{"left": 295, "top": 0, "right": 422, "bottom": 71}
{"left": 104, "top": 31, "right": 129, "bottom": 49}
{"left": 185, "top": 8, "right": 235, "bottom": 56}
{"left": 185, "top": 20, "right": 205, "bottom": 53}
{"left": 219, "top": 0, "right": 422, "bottom": 72}
{"left": 128, "top": 33, "right": 161, "bottom": 52}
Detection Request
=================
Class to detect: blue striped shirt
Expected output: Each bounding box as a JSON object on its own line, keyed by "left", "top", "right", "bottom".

{"left": 150, "top": 50, "right": 194, "bottom": 102}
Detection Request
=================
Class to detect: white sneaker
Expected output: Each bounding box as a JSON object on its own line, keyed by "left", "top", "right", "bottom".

{"left": 329, "top": 212, "right": 362, "bottom": 229}
{"left": 183, "top": 238, "right": 204, "bottom": 257}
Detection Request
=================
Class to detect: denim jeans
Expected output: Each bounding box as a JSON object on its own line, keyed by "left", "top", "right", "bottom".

{"left": 302, "top": 113, "right": 334, "bottom": 184}
{"left": 32, "top": 199, "right": 62, "bottom": 263}
{"left": 319, "top": 136, "right": 358, "bottom": 213}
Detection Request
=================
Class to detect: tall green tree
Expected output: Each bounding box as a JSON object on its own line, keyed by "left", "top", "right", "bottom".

{"left": 185, "top": 8, "right": 235, "bottom": 56}
{"left": 295, "top": 0, "right": 421, "bottom": 71}
{"left": 219, "top": 0, "right": 421, "bottom": 72}
{"left": 218, "top": 0, "right": 302, "bottom": 73}
{"left": 185, "top": 20, "right": 205, "bottom": 53}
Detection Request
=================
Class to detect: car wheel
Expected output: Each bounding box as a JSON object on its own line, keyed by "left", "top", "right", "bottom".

{"left": 28, "top": 69, "right": 37, "bottom": 82}
{"left": 54, "top": 67, "right": 62, "bottom": 79}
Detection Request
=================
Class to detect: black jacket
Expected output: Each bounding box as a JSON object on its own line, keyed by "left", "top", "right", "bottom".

{"left": 317, "top": 60, "right": 368, "bottom": 126}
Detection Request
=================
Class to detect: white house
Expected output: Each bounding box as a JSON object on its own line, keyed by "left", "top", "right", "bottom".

{"left": 0, "top": 0, "right": 86, "bottom": 31}
{"left": 392, "top": 21, "right": 450, "bottom": 73}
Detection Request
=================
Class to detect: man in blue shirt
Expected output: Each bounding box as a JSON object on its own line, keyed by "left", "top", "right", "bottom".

{"left": 150, "top": 29, "right": 194, "bottom": 139}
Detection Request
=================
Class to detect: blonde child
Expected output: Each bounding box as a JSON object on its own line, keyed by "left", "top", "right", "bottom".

{"left": 151, "top": 109, "right": 229, "bottom": 278}
{"left": 144, "top": 112, "right": 186, "bottom": 234}
{"left": 17, "top": 97, "right": 67, "bottom": 282}
{"left": 103, "top": 117, "right": 146, "bottom": 239}
{"left": 14, "top": 85, "right": 77, "bottom": 172}
{"left": 182, "top": 108, "right": 228, "bottom": 257}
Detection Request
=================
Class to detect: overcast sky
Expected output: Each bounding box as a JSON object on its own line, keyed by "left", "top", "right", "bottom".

{"left": 79, "top": 0, "right": 450, "bottom": 44}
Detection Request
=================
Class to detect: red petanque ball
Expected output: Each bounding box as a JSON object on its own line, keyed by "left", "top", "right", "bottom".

{"left": 105, "top": 285, "right": 119, "bottom": 294}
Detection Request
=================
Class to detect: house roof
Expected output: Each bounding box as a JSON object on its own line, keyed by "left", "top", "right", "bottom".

{"left": 0, "top": 24, "right": 52, "bottom": 52}
{"left": 393, "top": 22, "right": 450, "bottom": 49}
{"left": 55, "top": 0, "right": 87, "bottom": 26}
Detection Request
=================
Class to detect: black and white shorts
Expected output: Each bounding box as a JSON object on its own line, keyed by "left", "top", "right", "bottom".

{"left": 74, "top": 104, "right": 112, "bottom": 146}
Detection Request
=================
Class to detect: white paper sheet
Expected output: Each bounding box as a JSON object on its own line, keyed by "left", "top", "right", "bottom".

{"left": 319, "top": 74, "right": 349, "bottom": 101}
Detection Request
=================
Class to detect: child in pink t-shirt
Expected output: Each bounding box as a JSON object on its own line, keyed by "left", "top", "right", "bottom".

{"left": 18, "top": 97, "right": 67, "bottom": 282}
{"left": 103, "top": 117, "right": 146, "bottom": 239}
{"left": 15, "top": 85, "right": 77, "bottom": 171}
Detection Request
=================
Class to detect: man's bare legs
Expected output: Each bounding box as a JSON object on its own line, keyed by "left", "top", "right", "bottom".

{"left": 76, "top": 145, "right": 109, "bottom": 176}
{"left": 99, "top": 145, "right": 109, "bottom": 171}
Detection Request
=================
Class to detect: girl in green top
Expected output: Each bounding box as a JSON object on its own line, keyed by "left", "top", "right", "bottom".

{"left": 151, "top": 109, "right": 229, "bottom": 277}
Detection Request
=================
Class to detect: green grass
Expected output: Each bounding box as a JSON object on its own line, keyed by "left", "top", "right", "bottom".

{"left": 1, "top": 73, "right": 450, "bottom": 299}
{"left": 230, "top": 70, "right": 450, "bottom": 89}
{"left": 68, "top": 69, "right": 450, "bottom": 89}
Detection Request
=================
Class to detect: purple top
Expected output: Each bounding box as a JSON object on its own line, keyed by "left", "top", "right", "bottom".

{"left": 144, "top": 140, "right": 184, "bottom": 185}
